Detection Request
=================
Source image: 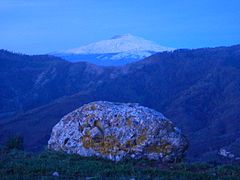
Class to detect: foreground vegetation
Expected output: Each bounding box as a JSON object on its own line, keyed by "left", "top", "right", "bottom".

{"left": 0, "top": 147, "right": 240, "bottom": 179}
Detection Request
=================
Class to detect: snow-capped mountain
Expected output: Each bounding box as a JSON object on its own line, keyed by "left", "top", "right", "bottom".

{"left": 54, "top": 34, "right": 174, "bottom": 66}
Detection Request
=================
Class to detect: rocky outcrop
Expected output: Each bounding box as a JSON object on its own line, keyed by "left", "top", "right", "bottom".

{"left": 48, "top": 101, "right": 188, "bottom": 162}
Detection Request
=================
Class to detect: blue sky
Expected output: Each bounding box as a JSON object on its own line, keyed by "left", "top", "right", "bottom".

{"left": 0, "top": 0, "right": 240, "bottom": 54}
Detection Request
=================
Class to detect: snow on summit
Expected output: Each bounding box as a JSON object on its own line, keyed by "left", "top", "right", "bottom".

{"left": 64, "top": 34, "right": 174, "bottom": 54}
{"left": 55, "top": 34, "right": 174, "bottom": 66}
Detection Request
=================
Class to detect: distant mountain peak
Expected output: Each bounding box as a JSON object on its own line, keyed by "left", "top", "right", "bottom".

{"left": 54, "top": 34, "right": 174, "bottom": 66}
{"left": 63, "top": 34, "right": 174, "bottom": 54}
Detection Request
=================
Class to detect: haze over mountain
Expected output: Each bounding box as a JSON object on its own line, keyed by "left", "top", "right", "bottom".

{"left": 1, "top": 44, "right": 240, "bottom": 162}
{"left": 54, "top": 34, "right": 173, "bottom": 66}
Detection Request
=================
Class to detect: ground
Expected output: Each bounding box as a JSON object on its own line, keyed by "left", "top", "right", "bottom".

{"left": 1, "top": 148, "right": 240, "bottom": 179}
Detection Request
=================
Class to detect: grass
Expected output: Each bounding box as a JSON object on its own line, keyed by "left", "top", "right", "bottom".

{"left": 1, "top": 148, "right": 240, "bottom": 179}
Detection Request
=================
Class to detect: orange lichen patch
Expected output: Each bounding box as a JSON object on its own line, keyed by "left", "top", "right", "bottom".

{"left": 82, "top": 133, "right": 121, "bottom": 155}
{"left": 136, "top": 134, "right": 147, "bottom": 145}
{"left": 97, "top": 136, "right": 121, "bottom": 155}
{"left": 121, "top": 139, "right": 139, "bottom": 153}
{"left": 146, "top": 142, "right": 173, "bottom": 154}
{"left": 135, "top": 128, "right": 148, "bottom": 144}
{"left": 82, "top": 135, "right": 93, "bottom": 149}
{"left": 100, "top": 136, "right": 121, "bottom": 155}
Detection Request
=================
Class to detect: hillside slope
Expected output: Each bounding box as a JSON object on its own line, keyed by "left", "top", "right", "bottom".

{"left": 1, "top": 45, "right": 240, "bottom": 161}
{"left": 0, "top": 50, "right": 112, "bottom": 118}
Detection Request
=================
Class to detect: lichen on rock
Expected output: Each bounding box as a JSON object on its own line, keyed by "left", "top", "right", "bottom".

{"left": 48, "top": 101, "right": 188, "bottom": 162}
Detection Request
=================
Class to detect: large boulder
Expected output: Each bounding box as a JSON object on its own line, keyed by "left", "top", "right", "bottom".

{"left": 48, "top": 101, "right": 188, "bottom": 162}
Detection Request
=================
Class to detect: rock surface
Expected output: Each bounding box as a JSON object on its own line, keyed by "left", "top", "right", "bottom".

{"left": 48, "top": 101, "right": 188, "bottom": 162}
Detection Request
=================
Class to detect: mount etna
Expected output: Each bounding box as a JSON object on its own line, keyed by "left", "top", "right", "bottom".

{"left": 53, "top": 34, "right": 173, "bottom": 66}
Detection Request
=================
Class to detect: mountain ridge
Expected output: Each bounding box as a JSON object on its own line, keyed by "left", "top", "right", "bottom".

{"left": 1, "top": 44, "right": 240, "bottom": 161}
